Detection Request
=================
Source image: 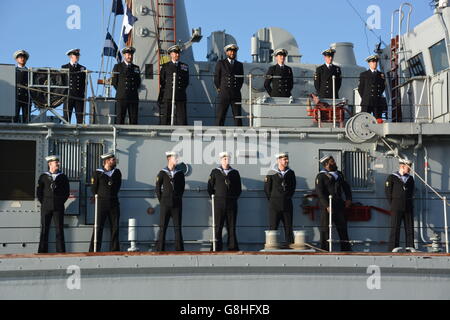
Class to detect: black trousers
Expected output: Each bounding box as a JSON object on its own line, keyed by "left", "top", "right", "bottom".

{"left": 160, "top": 100, "right": 187, "bottom": 125}
{"left": 212, "top": 200, "right": 239, "bottom": 251}
{"left": 116, "top": 101, "right": 139, "bottom": 125}
{"left": 89, "top": 201, "right": 121, "bottom": 252}
{"left": 388, "top": 209, "right": 414, "bottom": 251}
{"left": 64, "top": 98, "right": 84, "bottom": 124}
{"left": 156, "top": 204, "right": 184, "bottom": 251}
{"left": 15, "top": 102, "right": 31, "bottom": 123}
{"left": 269, "top": 202, "right": 294, "bottom": 245}
{"left": 320, "top": 205, "right": 352, "bottom": 251}
{"left": 38, "top": 207, "right": 66, "bottom": 253}
{"left": 216, "top": 96, "right": 242, "bottom": 126}
{"left": 361, "top": 105, "right": 383, "bottom": 119}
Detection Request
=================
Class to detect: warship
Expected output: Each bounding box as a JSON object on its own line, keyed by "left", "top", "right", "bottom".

{"left": 0, "top": 0, "right": 450, "bottom": 300}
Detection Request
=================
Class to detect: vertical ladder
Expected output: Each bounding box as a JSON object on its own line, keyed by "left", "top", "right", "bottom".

{"left": 390, "top": 36, "right": 402, "bottom": 122}
{"left": 156, "top": 0, "right": 177, "bottom": 66}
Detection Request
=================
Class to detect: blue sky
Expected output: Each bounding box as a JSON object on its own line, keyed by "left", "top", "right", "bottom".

{"left": 0, "top": 0, "right": 434, "bottom": 72}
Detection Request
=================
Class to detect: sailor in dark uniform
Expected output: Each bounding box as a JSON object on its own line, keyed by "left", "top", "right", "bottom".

{"left": 315, "top": 155, "right": 352, "bottom": 251}
{"left": 36, "top": 155, "right": 70, "bottom": 253}
{"left": 264, "top": 153, "right": 296, "bottom": 246}
{"left": 13, "top": 50, "right": 31, "bottom": 123}
{"left": 89, "top": 152, "right": 122, "bottom": 252}
{"left": 111, "top": 47, "right": 141, "bottom": 125}
{"left": 62, "top": 49, "right": 86, "bottom": 124}
{"left": 264, "top": 48, "right": 294, "bottom": 98}
{"left": 207, "top": 152, "right": 242, "bottom": 251}
{"left": 358, "top": 55, "right": 387, "bottom": 121}
{"left": 159, "top": 45, "right": 190, "bottom": 125}
{"left": 385, "top": 159, "right": 415, "bottom": 251}
{"left": 214, "top": 44, "right": 244, "bottom": 126}
{"left": 155, "top": 152, "right": 186, "bottom": 251}
{"left": 314, "top": 48, "right": 342, "bottom": 99}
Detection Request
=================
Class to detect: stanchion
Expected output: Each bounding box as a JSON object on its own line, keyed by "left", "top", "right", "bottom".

{"left": 171, "top": 72, "right": 176, "bottom": 126}
{"left": 329, "top": 195, "right": 333, "bottom": 252}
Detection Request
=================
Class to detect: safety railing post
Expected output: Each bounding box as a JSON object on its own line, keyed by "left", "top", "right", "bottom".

{"left": 329, "top": 195, "right": 333, "bottom": 252}
{"left": 332, "top": 75, "right": 336, "bottom": 128}
{"left": 444, "top": 197, "right": 449, "bottom": 254}
{"left": 171, "top": 72, "right": 176, "bottom": 126}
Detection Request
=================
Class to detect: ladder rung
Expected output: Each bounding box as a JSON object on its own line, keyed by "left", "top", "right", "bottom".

{"left": 159, "top": 27, "right": 175, "bottom": 31}
{"left": 160, "top": 40, "right": 176, "bottom": 43}
{"left": 158, "top": 3, "right": 175, "bottom": 6}
{"left": 158, "top": 15, "right": 175, "bottom": 18}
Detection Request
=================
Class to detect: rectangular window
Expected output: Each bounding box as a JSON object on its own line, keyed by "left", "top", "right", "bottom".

{"left": 344, "top": 151, "right": 369, "bottom": 189}
{"left": 86, "top": 143, "right": 104, "bottom": 183}
{"left": 0, "top": 140, "right": 36, "bottom": 200}
{"left": 429, "top": 39, "right": 449, "bottom": 74}
{"left": 49, "top": 140, "right": 81, "bottom": 180}
{"left": 407, "top": 53, "right": 426, "bottom": 77}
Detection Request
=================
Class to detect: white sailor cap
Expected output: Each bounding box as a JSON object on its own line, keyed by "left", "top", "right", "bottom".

{"left": 165, "top": 151, "right": 179, "bottom": 158}
{"left": 100, "top": 152, "right": 115, "bottom": 160}
{"left": 366, "top": 54, "right": 379, "bottom": 62}
{"left": 322, "top": 48, "right": 336, "bottom": 56}
{"left": 168, "top": 45, "right": 182, "bottom": 54}
{"left": 219, "top": 152, "right": 231, "bottom": 159}
{"left": 122, "top": 46, "right": 136, "bottom": 54}
{"left": 45, "top": 155, "right": 60, "bottom": 163}
{"left": 273, "top": 48, "right": 288, "bottom": 56}
{"left": 276, "top": 152, "right": 289, "bottom": 159}
{"left": 13, "top": 50, "right": 30, "bottom": 60}
{"left": 319, "top": 155, "right": 334, "bottom": 164}
{"left": 224, "top": 44, "right": 239, "bottom": 52}
{"left": 66, "top": 48, "right": 81, "bottom": 56}
{"left": 399, "top": 158, "right": 413, "bottom": 166}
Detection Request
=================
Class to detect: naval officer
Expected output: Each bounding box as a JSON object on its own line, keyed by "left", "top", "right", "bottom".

{"left": 155, "top": 151, "right": 186, "bottom": 251}
{"left": 314, "top": 48, "right": 342, "bottom": 99}
{"left": 264, "top": 48, "right": 294, "bottom": 98}
{"left": 214, "top": 44, "right": 244, "bottom": 126}
{"left": 89, "top": 152, "right": 122, "bottom": 252}
{"left": 111, "top": 46, "right": 141, "bottom": 125}
{"left": 385, "top": 159, "right": 415, "bottom": 251}
{"left": 36, "top": 155, "right": 70, "bottom": 253}
{"left": 62, "top": 49, "right": 87, "bottom": 124}
{"left": 14, "top": 50, "right": 31, "bottom": 123}
{"left": 358, "top": 55, "right": 387, "bottom": 121}
{"left": 159, "top": 45, "right": 190, "bottom": 125}
{"left": 315, "top": 155, "right": 352, "bottom": 251}
{"left": 207, "top": 152, "right": 242, "bottom": 251}
{"left": 264, "top": 152, "right": 296, "bottom": 246}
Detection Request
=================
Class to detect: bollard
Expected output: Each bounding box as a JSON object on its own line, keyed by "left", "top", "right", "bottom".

{"left": 264, "top": 230, "right": 280, "bottom": 250}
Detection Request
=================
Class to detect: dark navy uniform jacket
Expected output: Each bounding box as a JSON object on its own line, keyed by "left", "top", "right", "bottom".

{"left": 385, "top": 172, "right": 415, "bottom": 212}
{"left": 37, "top": 172, "right": 70, "bottom": 210}
{"left": 315, "top": 170, "right": 352, "bottom": 209}
{"left": 16, "top": 66, "right": 29, "bottom": 105}
{"left": 358, "top": 70, "right": 387, "bottom": 108}
{"left": 155, "top": 168, "right": 185, "bottom": 207}
{"left": 314, "top": 64, "right": 342, "bottom": 99}
{"left": 264, "top": 64, "right": 294, "bottom": 97}
{"left": 61, "top": 63, "right": 86, "bottom": 98}
{"left": 207, "top": 167, "right": 242, "bottom": 203}
{"left": 112, "top": 62, "right": 141, "bottom": 101}
{"left": 264, "top": 168, "right": 296, "bottom": 211}
{"left": 214, "top": 59, "right": 244, "bottom": 100}
{"left": 91, "top": 168, "right": 122, "bottom": 204}
{"left": 159, "top": 61, "right": 190, "bottom": 101}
